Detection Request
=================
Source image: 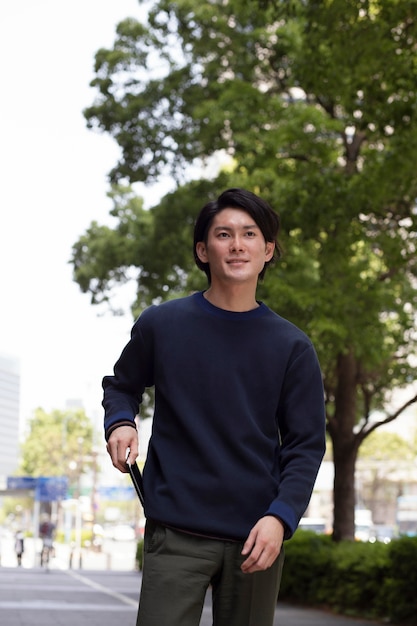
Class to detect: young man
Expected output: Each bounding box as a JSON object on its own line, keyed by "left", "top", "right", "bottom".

{"left": 104, "top": 188, "right": 326, "bottom": 626}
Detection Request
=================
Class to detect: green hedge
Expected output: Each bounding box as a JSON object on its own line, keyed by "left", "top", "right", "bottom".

{"left": 382, "top": 536, "right": 417, "bottom": 624}
{"left": 279, "top": 531, "right": 417, "bottom": 624}
{"left": 136, "top": 538, "right": 144, "bottom": 571}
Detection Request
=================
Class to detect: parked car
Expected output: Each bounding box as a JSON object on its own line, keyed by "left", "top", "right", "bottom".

{"left": 298, "top": 517, "right": 327, "bottom": 534}
{"left": 371, "top": 525, "right": 396, "bottom": 544}
{"left": 108, "top": 524, "right": 136, "bottom": 541}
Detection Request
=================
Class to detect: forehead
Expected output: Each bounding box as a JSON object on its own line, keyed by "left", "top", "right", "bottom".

{"left": 210, "top": 207, "right": 258, "bottom": 229}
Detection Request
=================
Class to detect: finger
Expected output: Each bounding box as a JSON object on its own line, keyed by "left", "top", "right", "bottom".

{"left": 241, "top": 550, "right": 263, "bottom": 573}
{"left": 126, "top": 441, "right": 139, "bottom": 465}
{"left": 106, "top": 439, "right": 118, "bottom": 465}
{"left": 242, "top": 547, "right": 275, "bottom": 574}
{"left": 241, "top": 530, "right": 256, "bottom": 556}
{"left": 241, "top": 541, "right": 264, "bottom": 572}
{"left": 107, "top": 438, "right": 128, "bottom": 473}
{"left": 118, "top": 447, "right": 130, "bottom": 472}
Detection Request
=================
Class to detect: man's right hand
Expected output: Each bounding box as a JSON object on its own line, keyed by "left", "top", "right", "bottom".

{"left": 106, "top": 425, "right": 139, "bottom": 473}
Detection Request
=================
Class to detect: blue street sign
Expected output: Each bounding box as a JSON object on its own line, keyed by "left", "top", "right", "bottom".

{"left": 98, "top": 485, "right": 135, "bottom": 501}
{"left": 34, "top": 476, "right": 68, "bottom": 502}
{"left": 7, "top": 476, "right": 37, "bottom": 490}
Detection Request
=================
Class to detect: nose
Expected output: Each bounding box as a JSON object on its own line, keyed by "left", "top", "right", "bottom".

{"left": 230, "top": 235, "right": 245, "bottom": 251}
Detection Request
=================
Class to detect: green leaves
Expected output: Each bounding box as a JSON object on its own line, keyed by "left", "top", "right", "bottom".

{"left": 71, "top": 185, "right": 150, "bottom": 308}
{"left": 19, "top": 408, "right": 93, "bottom": 479}
{"left": 74, "top": 0, "right": 417, "bottom": 538}
{"left": 77, "top": 0, "right": 417, "bottom": 392}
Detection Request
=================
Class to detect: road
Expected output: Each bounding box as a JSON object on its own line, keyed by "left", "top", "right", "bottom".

{"left": 0, "top": 532, "right": 386, "bottom": 626}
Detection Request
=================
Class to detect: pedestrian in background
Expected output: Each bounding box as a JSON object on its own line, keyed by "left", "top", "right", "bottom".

{"left": 39, "top": 517, "right": 56, "bottom": 566}
{"left": 15, "top": 530, "right": 24, "bottom": 567}
{"left": 103, "top": 188, "right": 326, "bottom": 626}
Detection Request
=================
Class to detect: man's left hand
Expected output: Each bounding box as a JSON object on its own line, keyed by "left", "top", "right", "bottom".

{"left": 241, "top": 516, "right": 284, "bottom": 573}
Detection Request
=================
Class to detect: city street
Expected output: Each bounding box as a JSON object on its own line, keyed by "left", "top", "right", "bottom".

{"left": 0, "top": 533, "right": 388, "bottom": 626}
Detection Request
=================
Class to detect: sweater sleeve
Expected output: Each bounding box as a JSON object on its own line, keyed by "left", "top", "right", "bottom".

{"left": 265, "top": 343, "right": 326, "bottom": 539}
{"left": 102, "top": 316, "right": 154, "bottom": 440}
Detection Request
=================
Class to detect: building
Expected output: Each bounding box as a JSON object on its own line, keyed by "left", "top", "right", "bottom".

{"left": 0, "top": 353, "right": 20, "bottom": 477}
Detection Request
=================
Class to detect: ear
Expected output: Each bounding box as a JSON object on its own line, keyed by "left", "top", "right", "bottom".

{"left": 265, "top": 241, "right": 275, "bottom": 262}
{"left": 196, "top": 241, "right": 208, "bottom": 263}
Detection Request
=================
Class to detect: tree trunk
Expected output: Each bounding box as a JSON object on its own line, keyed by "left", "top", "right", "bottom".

{"left": 328, "top": 350, "right": 360, "bottom": 541}
{"left": 332, "top": 439, "right": 358, "bottom": 541}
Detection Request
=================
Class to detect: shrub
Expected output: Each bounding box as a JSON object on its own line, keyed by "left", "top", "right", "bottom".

{"left": 280, "top": 530, "right": 417, "bottom": 623}
{"left": 136, "top": 538, "right": 144, "bottom": 571}
{"left": 322, "top": 540, "right": 389, "bottom": 619}
{"left": 279, "top": 531, "right": 333, "bottom": 603}
{"left": 382, "top": 536, "right": 417, "bottom": 624}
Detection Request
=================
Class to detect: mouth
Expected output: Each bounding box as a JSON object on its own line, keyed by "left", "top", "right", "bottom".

{"left": 227, "top": 259, "right": 248, "bottom": 265}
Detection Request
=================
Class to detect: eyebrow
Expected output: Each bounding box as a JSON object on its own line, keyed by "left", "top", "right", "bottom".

{"left": 213, "top": 224, "right": 259, "bottom": 232}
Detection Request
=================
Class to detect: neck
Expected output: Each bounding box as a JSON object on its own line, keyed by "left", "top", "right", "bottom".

{"left": 203, "top": 284, "right": 259, "bottom": 312}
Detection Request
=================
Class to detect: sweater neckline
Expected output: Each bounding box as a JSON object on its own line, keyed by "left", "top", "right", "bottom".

{"left": 195, "top": 291, "right": 267, "bottom": 320}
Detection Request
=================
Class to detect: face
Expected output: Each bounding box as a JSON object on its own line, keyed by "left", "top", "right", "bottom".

{"left": 195, "top": 208, "right": 275, "bottom": 287}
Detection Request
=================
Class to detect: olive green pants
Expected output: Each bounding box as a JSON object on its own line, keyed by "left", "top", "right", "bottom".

{"left": 137, "top": 521, "right": 284, "bottom": 626}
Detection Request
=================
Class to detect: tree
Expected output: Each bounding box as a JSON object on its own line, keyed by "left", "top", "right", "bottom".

{"left": 19, "top": 408, "right": 94, "bottom": 490}
{"left": 72, "top": 0, "right": 417, "bottom": 540}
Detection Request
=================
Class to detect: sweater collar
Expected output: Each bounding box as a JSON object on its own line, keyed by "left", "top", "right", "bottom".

{"left": 195, "top": 291, "right": 267, "bottom": 320}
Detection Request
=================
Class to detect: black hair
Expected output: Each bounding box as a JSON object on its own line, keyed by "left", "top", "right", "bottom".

{"left": 193, "top": 188, "right": 282, "bottom": 283}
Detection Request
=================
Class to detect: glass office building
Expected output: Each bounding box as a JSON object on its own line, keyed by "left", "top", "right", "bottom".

{"left": 0, "top": 354, "right": 20, "bottom": 477}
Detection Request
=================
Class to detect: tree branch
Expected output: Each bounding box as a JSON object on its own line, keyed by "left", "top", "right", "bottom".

{"left": 358, "top": 392, "right": 417, "bottom": 440}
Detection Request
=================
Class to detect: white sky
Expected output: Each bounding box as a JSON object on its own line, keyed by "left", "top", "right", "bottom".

{"left": 0, "top": 0, "right": 166, "bottom": 431}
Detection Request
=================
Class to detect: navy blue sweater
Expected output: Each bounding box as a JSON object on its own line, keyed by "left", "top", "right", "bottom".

{"left": 103, "top": 292, "right": 326, "bottom": 541}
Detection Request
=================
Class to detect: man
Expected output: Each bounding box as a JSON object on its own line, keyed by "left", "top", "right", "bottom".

{"left": 104, "top": 188, "right": 326, "bottom": 626}
{"left": 15, "top": 530, "right": 24, "bottom": 567}
{"left": 39, "top": 516, "right": 55, "bottom": 567}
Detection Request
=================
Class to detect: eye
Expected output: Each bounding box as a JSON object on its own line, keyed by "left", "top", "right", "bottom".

{"left": 245, "top": 230, "right": 256, "bottom": 237}
{"left": 217, "top": 231, "right": 230, "bottom": 238}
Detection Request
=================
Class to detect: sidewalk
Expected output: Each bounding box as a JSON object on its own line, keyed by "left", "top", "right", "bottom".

{"left": 0, "top": 566, "right": 388, "bottom": 626}
{"left": 0, "top": 533, "right": 393, "bottom": 626}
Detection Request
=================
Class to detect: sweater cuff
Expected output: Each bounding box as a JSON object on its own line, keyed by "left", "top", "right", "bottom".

{"left": 264, "top": 500, "right": 297, "bottom": 539}
{"left": 105, "top": 420, "right": 137, "bottom": 442}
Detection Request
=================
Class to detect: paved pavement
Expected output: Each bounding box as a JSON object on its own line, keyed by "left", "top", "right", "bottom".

{"left": 0, "top": 533, "right": 389, "bottom": 626}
